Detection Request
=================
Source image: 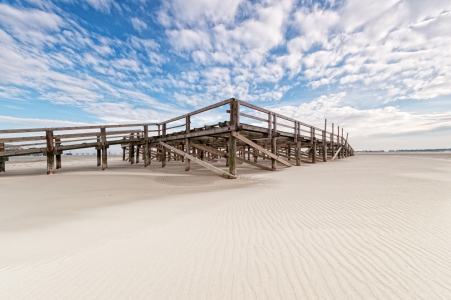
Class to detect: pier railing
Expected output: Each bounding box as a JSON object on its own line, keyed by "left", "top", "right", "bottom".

{"left": 0, "top": 98, "right": 354, "bottom": 176}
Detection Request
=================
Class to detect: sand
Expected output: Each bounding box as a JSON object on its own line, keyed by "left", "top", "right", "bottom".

{"left": 1, "top": 153, "right": 451, "bottom": 299}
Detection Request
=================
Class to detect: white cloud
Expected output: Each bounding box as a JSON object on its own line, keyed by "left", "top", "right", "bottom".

{"left": 157, "top": 0, "right": 243, "bottom": 28}
{"left": 167, "top": 29, "right": 211, "bottom": 51}
{"left": 84, "top": 0, "right": 116, "bottom": 13}
{"left": 131, "top": 17, "right": 147, "bottom": 32}
{"left": 273, "top": 93, "right": 451, "bottom": 150}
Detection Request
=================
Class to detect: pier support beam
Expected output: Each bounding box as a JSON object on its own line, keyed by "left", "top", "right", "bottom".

{"left": 185, "top": 116, "right": 190, "bottom": 171}
{"left": 229, "top": 132, "right": 236, "bottom": 175}
{"left": 144, "top": 126, "right": 150, "bottom": 167}
{"left": 97, "top": 149, "right": 101, "bottom": 166}
{"left": 130, "top": 144, "right": 135, "bottom": 164}
{"left": 101, "top": 127, "right": 108, "bottom": 170}
{"left": 311, "top": 128, "right": 316, "bottom": 163}
{"left": 162, "top": 124, "right": 166, "bottom": 167}
{"left": 55, "top": 139, "right": 62, "bottom": 169}
{"left": 46, "top": 130, "right": 54, "bottom": 174}
{"left": 0, "top": 143, "right": 6, "bottom": 173}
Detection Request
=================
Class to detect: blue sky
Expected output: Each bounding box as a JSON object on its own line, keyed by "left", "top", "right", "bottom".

{"left": 0, "top": 0, "right": 450, "bottom": 150}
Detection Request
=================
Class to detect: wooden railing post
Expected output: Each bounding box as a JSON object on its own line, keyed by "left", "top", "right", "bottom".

{"left": 97, "top": 135, "right": 101, "bottom": 166}
{"left": 295, "top": 122, "right": 301, "bottom": 166}
{"left": 144, "top": 126, "right": 150, "bottom": 167}
{"left": 341, "top": 128, "right": 344, "bottom": 159}
{"left": 129, "top": 134, "right": 135, "bottom": 164}
{"left": 271, "top": 113, "right": 277, "bottom": 170}
{"left": 162, "top": 123, "right": 166, "bottom": 167}
{"left": 55, "top": 138, "right": 62, "bottom": 169}
{"left": 311, "top": 127, "right": 316, "bottom": 163}
{"left": 337, "top": 126, "right": 340, "bottom": 159}
{"left": 46, "top": 130, "right": 54, "bottom": 174}
{"left": 0, "top": 143, "right": 6, "bottom": 173}
{"left": 229, "top": 131, "right": 236, "bottom": 175}
{"left": 101, "top": 127, "right": 108, "bottom": 170}
{"left": 331, "top": 123, "right": 335, "bottom": 159}
{"left": 185, "top": 115, "right": 190, "bottom": 171}
{"left": 323, "top": 120, "right": 327, "bottom": 162}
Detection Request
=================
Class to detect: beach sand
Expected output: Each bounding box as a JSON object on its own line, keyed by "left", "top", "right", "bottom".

{"left": 1, "top": 153, "right": 451, "bottom": 299}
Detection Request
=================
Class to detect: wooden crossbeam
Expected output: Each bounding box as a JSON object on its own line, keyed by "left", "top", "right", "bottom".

{"left": 159, "top": 142, "right": 236, "bottom": 179}
{"left": 331, "top": 146, "right": 342, "bottom": 161}
{"left": 231, "top": 131, "right": 292, "bottom": 167}
{"left": 192, "top": 142, "right": 272, "bottom": 171}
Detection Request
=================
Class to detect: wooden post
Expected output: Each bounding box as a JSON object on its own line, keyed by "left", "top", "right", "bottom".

{"left": 323, "top": 120, "right": 327, "bottom": 162}
{"left": 136, "top": 144, "right": 140, "bottom": 163}
{"left": 185, "top": 117, "right": 190, "bottom": 171}
{"left": 337, "top": 126, "right": 340, "bottom": 159}
{"left": 331, "top": 123, "right": 335, "bottom": 159}
{"left": 55, "top": 138, "right": 62, "bottom": 169}
{"left": 341, "top": 128, "right": 344, "bottom": 159}
{"left": 225, "top": 140, "right": 229, "bottom": 167}
{"left": 130, "top": 139, "right": 135, "bottom": 164}
{"left": 144, "top": 126, "right": 150, "bottom": 167}
{"left": 101, "top": 127, "right": 107, "bottom": 170}
{"left": 271, "top": 113, "right": 277, "bottom": 170}
{"left": 229, "top": 131, "right": 236, "bottom": 175}
{"left": 97, "top": 135, "right": 102, "bottom": 166}
{"left": 311, "top": 127, "right": 316, "bottom": 163}
{"left": 0, "top": 143, "right": 6, "bottom": 173}
{"left": 295, "top": 122, "right": 301, "bottom": 166}
{"left": 344, "top": 132, "right": 349, "bottom": 158}
{"left": 254, "top": 147, "right": 258, "bottom": 163}
{"left": 268, "top": 112, "right": 272, "bottom": 140}
{"left": 162, "top": 123, "right": 166, "bottom": 167}
{"left": 46, "top": 130, "right": 54, "bottom": 174}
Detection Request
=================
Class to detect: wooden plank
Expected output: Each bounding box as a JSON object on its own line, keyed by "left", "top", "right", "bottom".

{"left": 239, "top": 112, "right": 267, "bottom": 123}
{"left": 157, "top": 125, "right": 235, "bottom": 142}
{"left": 231, "top": 131, "right": 292, "bottom": 167}
{"left": 0, "top": 136, "right": 46, "bottom": 143}
{"left": 159, "top": 142, "right": 236, "bottom": 179}
{"left": 331, "top": 146, "right": 342, "bottom": 161}
{"left": 0, "top": 123, "right": 157, "bottom": 134}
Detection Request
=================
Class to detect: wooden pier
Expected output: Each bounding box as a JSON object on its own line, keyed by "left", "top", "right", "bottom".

{"left": 0, "top": 98, "right": 354, "bottom": 178}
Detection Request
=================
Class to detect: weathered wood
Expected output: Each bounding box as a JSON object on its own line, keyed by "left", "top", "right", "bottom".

{"left": 0, "top": 136, "right": 46, "bottom": 143}
{"left": 271, "top": 114, "right": 277, "bottom": 170}
{"left": 144, "top": 125, "right": 149, "bottom": 167}
{"left": 192, "top": 142, "right": 270, "bottom": 171}
{"left": 101, "top": 127, "right": 108, "bottom": 170}
{"left": 231, "top": 131, "right": 292, "bottom": 167}
{"left": 0, "top": 143, "right": 5, "bottom": 172}
{"left": 229, "top": 132, "right": 236, "bottom": 175}
{"left": 331, "top": 146, "right": 342, "bottom": 161}
{"left": 162, "top": 124, "right": 166, "bottom": 167}
{"left": 46, "top": 131, "right": 54, "bottom": 174}
{"left": 97, "top": 136, "right": 101, "bottom": 166}
{"left": 185, "top": 126, "right": 190, "bottom": 172}
{"left": 55, "top": 139, "right": 62, "bottom": 169}
{"left": 160, "top": 141, "right": 236, "bottom": 179}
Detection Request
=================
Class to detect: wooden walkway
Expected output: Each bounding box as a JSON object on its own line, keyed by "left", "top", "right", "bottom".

{"left": 0, "top": 98, "right": 354, "bottom": 178}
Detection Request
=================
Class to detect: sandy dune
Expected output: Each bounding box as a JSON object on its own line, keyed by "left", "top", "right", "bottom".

{"left": 1, "top": 154, "right": 451, "bottom": 299}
